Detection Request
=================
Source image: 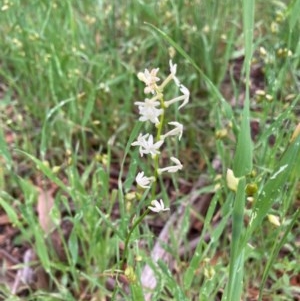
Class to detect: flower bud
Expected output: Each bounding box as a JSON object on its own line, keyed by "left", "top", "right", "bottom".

{"left": 124, "top": 266, "right": 137, "bottom": 283}
{"left": 267, "top": 214, "right": 281, "bottom": 227}
{"left": 52, "top": 166, "right": 61, "bottom": 173}
{"left": 215, "top": 129, "right": 228, "bottom": 139}
{"left": 245, "top": 183, "right": 258, "bottom": 196}
{"left": 226, "top": 169, "right": 239, "bottom": 192}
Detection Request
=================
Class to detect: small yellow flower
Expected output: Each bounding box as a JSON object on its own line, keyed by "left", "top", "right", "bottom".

{"left": 202, "top": 25, "right": 210, "bottom": 33}
{"left": 265, "top": 94, "right": 273, "bottom": 102}
{"left": 204, "top": 266, "right": 215, "bottom": 280}
{"left": 271, "top": 22, "right": 279, "bottom": 33}
{"left": 1, "top": 4, "right": 9, "bottom": 11}
{"left": 215, "top": 128, "right": 228, "bottom": 139}
{"left": 125, "top": 192, "right": 136, "bottom": 202}
{"left": 124, "top": 266, "right": 137, "bottom": 283}
{"left": 52, "top": 166, "right": 61, "bottom": 173}
{"left": 259, "top": 46, "right": 267, "bottom": 57}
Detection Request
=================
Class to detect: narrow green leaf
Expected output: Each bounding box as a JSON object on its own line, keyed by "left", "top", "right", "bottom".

{"left": 183, "top": 190, "right": 222, "bottom": 289}
{"left": 158, "top": 260, "right": 188, "bottom": 301}
{"left": 0, "top": 127, "right": 12, "bottom": 169}
{"left": 118, "top": 121, "right": 142, "bottom": 234}
{"left": 0, "top": 198, "right": 23, "bottom": 229}
{"left": 226, "top": 178, "right": 246, "bottom": 301}
{"left": 244, "top": 134, "right": 300, "bottom": 246}
{"left": 233, "top": 112, "right": 253, "bottom": 176}
{"left": 68, "top": 229, "right": 79, "bottom": 265}
{"left": 123, "top": 158, "right": 138, "bottom": 192}
{"left": 82, "top": 93, "right": 96, "bottom": 126}
{"left": 243, "top": 0, "right": 255, "bottom": 72}
{"left": 15, "top": 150, "right": 72, "bottom": 196}
{"left": 130, "top": 283, "right": 145, "bottom": 301}
{"left": 40, "top": 97, "right": 76, "bottom": 157}
{"left": 33, "top": 224, "right": 51, "bottom": 272}
{"left": 96, "top": 206, "right": 124, "bottom": 239}
{"left": 233, "top": 0, "right": 254, "bottom": 177}
{"left": 258, "top": 209, "right": 300, "bottom": 301}
{"left": 287, "top": 0, "right": 300, "bottom": 31}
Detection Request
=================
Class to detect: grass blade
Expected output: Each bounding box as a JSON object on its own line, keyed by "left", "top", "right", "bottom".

{"left": 0, "top": 127, "right": 12, "bottom": 169}
{"left": 225, "top": 178, "right": 246, "bottom": 300}
{"left": 232, "top": 0, "right": 255, "bottom": 177}
{"left": 225, "top": 1, "right": 255, "bottom": 299}
{"left": 244, "top": 134, "right": 300, "bottom": 245}
{"left": 258, "top": 208, "right": 300, "bottom": 300}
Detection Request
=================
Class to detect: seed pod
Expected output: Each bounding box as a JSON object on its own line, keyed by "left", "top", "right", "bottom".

{"left": 245, "top": 183, "right": 258, "bottom": 196}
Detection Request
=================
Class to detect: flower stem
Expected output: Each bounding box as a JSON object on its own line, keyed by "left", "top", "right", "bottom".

{"left": 151, "top": 94, "right": 165, "bottom": 199}
{"left": 120, "top": 208, "right": 150, "bottom": 269}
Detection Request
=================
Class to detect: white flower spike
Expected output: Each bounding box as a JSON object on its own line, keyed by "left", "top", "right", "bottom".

{"left": 161, "top": 121, "right": 183, "bottom": 140}
{"left": 134, "top": 98, "right": 163, "bottom": 124}
{"left": 158, "top": 156, "right": 183, "bottom": 174}
{"left": 136, "top": 172, "right": 154, "bottom": 189}
{"left": 137, "top": 68, "right": 160, "bottom": 94}
{"left": 131, "top": 133, "right": 164, "bottom": 157}
{"left": 148, "top": 199, "right": 170, "bottom": 213}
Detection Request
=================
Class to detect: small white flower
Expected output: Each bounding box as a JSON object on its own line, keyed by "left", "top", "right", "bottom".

{"left": 178, "top": 84, "right": 190, "bottom": 109}
{"left": 169, "top": 60, "right": 180, "bottom": 86}
{"left": 131, "top": 133, "right": 164, "bottom": 157}
{"left": 158, "top": 156, "right": 183, "bottom": 174}
{"left": 161, "top": 121, "right": 183, "bottom": 140}
{"left": 134, "top": 98, "right": 163, "bottom": 124}
{"left": 137, "top": 68, "right": 160, "bottom": 94}
{"left": 159, "top": 60, "right": 180, "bottom": 90}
{"left": 136, "top": 171, "right": 154, "bottom": 189}
{"left": 148, "top": 199, "right": 170, "bottom": 213}
{"left": 164, "top": 84, "right": 190, "bottom": 110}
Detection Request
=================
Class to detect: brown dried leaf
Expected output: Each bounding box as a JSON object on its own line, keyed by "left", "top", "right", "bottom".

{"left": 36, "top": 188, "right": 56, "bottom": 235}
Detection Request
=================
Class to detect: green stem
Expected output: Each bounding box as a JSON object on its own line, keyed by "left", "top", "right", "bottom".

{"left": 151, "top": 94, "right": 165, "bottom": 200}
{"left": 120, "top": 208, "right": 150, "bottom": 269}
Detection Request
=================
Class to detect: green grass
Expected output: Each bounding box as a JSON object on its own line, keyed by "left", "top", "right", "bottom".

{"left": 0, "top": 0, "right": 300, "bottom": 300}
